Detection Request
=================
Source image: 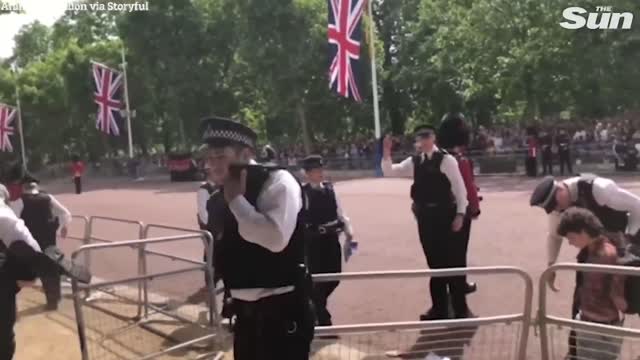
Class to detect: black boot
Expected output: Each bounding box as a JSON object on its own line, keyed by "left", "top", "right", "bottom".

{"left": 465, "top": 282, "right": 477, "bottom": 294}
{"left": 419, "top": 308, "right": 448, "bottom": 321}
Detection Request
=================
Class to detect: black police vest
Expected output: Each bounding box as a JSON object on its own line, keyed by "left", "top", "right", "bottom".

{"left": 198, "top": 182, "right": 216, "bottom": 230}
{"left": 209, "top": 167, "right": 305, "bottom": 289}
{"left": 410, "top": 151, "right": 454, "bottom": 206}
{"left": 575, "top": 176, "right": 629, "bottom": 233}
{"left": 20, "top": 192, "right": 57, "bottom": 247}
{"left": 303, "top": 182, "right": 339, "bottom": 226}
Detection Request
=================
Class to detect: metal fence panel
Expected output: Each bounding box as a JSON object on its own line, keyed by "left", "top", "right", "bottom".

{"left": 71, "top": 234, "right": 223, "bottom": 360}
{"left": 538, "top": 263, "right": 640, "bottom": 360}
{"left": 312, "top": 267, "right": 533, "bottom": 360}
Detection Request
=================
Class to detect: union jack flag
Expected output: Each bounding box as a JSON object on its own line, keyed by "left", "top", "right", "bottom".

{"left": 92, "top": 62, "right": 123, "bottom": 136}
{"left": 0, "top": 104, "right": 16, "bottom": 152}
{"left": 328, "top": 0, "right": 366, "bottom": 102}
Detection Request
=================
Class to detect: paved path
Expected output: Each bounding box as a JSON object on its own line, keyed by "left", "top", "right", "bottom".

{"left": 16, "top": 174, "right": 640, "bottom": 359}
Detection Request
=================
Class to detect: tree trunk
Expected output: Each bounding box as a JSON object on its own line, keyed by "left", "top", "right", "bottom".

{"left": 297, "top": 101, "right": 311, "bottom": 155}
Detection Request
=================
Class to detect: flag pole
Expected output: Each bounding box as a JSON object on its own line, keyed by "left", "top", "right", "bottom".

{"left": 120, "top": 47, "right": 134, "bottom": 158}
{"left": 12, "top": 66, "right": 27, "bottom": 170}
{"left": 367, "top": 0, "right": 381, "bottom": 139}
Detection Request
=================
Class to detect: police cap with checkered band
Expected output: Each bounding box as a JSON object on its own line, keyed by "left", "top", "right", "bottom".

{"left": 200, "top": 116, "right": 257, "bottom": 149}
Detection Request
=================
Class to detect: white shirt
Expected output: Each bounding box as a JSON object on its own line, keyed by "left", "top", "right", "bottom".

{"left": 305, "top": 182, "right": 354, "bottom": 237}
{"left": 547, "top": 176, "right": 640, "bottom": 264}
{"left": 196, "top": 181, "right": 216, "bottom": 225}
{"left": 0, "top": 203, "right": 41, "bottom": 252}
{"left": 381, "top": 147, "right": 469, "bottom": 214}
{"left": 10, "top": 193, "right": 72, "bottom": 228}
{"left": 227, "top": 168, "right": 302, "bottom": 301}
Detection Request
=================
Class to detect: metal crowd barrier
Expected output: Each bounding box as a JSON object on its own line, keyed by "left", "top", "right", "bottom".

{"left": 82, "top": 216, "right": 145, "bottom": 303}
{"left": 87, "top": 216, "right": 145, "bottom": 243}
{"left": 71, "top": 234, "right": 220, "bottom": 360}
{"left": 141, "top": 224, "right": 214, "bottom": 319}
{"left": 67, "top": 215, "right": 90, "bottom": 267}
{"left": 538, "top": 263, "right": 640, "bottom": 360}
{"left": 312, "top": 267, "right": 533, "bottom": 360}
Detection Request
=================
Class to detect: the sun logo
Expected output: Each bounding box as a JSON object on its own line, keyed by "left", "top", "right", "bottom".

{"left": 560, "top": 6, "right": 633, "bottom": 30}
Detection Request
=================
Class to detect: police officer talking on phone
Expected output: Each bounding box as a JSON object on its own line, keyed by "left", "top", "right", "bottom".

{"left": 200, "top": 116, "right": 314, "bottom": 359}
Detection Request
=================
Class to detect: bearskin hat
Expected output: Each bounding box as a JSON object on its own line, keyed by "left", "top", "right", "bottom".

{"left": 437, "top": 112, "right": 470, "bottom": 149}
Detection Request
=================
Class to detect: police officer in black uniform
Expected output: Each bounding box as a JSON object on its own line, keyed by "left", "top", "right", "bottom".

{"left": 12, "top": 175, "right": 72, "bottom": 310}
{"left": 540, "top": 129, "right": 553, "bottom": 175}
{"left": 531, "top": 174, "right": 640, "bottom": 360}
{"left": 0, "top": 183, "right": 90, "bottom": 360}
{"left": 382, "top": 125, "right": 473, "bottom": 320}
{"left": 557, "top": 129, "right": 572, "bottom": 175}
{"left": 201, "top": 116, "right": 314, "bottom": 359}
{"left": 300, "top": 155, "right": 354, "bottom": 327}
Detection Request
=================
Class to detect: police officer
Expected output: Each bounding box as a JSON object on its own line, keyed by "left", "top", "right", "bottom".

{"left": 0, "top": 183, "right": 89, "bottom": 360}
{"left": 300, "top": 155, "right": 354, "bottom": 327}
{"left": 382, "top": 125, "right": 473, "bottom": 320}
{"left": 0, "top": 184, "right": 42, "bottom": 360}
{"left": 11, "top": 175, "right": 71, "bottom": 310}
{"left": 557, "top": 129, "right": 572, "bottom": 175}
{"left": 530, "top": 174, "right": 640, "bottom": 360}
{"left": 201, "top": 116, "right": 314, "bottom": 359}
{"left": 438, "top": 113, "right": 481, "bottom": 295}
{"left": 540, "top": 129, "right": 553, "bottom": 175}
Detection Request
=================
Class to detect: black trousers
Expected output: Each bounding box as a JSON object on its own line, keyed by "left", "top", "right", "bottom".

{"left": 233, "top": 291, "right": 315, "bottom": 360}
{"left": 542, "top": 149, "right": 553, "bottom": 175}
{"left": 308, "top": 235, "right": 342, "bottom": 326}
{"left": 559, "top": 150, "right": 572, "bottom": 175}
{"left": 567, "top": 287, "right": 580, "bottom": 359}
{"left": 460, "top": 216, "right": 472, "bottom": 286}
{"left": 33, "top": 233, "right": 61, "bottom": 307}
{"left": 525, "top": 157, "right": 538, "bottom": 177}
{"left": 74, "top": 176, "right": 82, "bottom": 194}
{"left": 41, "top": 271, "right": 61, "bottom": 307}
{"left": 416, "top": 206, "right": 469, "bottom": 317}
{"left": 0, "top": 270, "right": 17, "bottom": 360}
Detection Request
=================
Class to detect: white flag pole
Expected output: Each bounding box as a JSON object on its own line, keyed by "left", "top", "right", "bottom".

{"left": 11, "top": 65, "right": 27, "bottom": 170}
{"left": 120, "top": 47, "right": 134, "bottom": 158}
{"left": 367, "top": 0, "right": 381, "bottom": 139}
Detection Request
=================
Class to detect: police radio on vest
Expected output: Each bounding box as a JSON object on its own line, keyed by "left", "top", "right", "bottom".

{"left": 560, "top": 6, "right": 633, "bottom": 30}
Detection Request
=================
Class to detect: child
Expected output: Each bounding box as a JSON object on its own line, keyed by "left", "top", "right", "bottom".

{"left": 557, "top": 207, "right": 627, "bottom": 360}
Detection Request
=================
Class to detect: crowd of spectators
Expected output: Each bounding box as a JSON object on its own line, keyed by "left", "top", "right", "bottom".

{"left": 258, "top": 111, "right": 640, "bottom": 170}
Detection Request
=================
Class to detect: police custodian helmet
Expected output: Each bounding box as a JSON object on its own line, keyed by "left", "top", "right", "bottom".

{"left": 438, "top": 112, "right": 470, "bottom": 149}
{"left": 530, "top": 176, "right": 558, "bottom": 214}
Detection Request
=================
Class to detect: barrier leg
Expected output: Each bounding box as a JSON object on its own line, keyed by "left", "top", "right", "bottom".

{"left": 72, "top": 280, "right": 90, "bottom": 360}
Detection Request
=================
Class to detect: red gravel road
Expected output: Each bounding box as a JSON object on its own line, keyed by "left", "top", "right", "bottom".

{"left": 40, "top": 174, "right": 640, "bottom": 358}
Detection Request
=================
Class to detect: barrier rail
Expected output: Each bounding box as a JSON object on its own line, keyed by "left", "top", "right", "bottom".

{"left": 71, "top": 234, "right": 219, "bottom": 360}
{"left": 312, "top": 267, "right": 533, "bottom": 360}
{"left": 68, "top": 215, "right": 90, "bottom": 266}
{"left": 84, "top": 216, "right": 146, "bottom": 305}
{"left": 538, "top": 263, "right": 640, "bottom": 360}
{"left": 88, "top": 216, "right": 145, "bottom": 243}
{"left": 140, "top": 224, "right": 213, "bottom": 319}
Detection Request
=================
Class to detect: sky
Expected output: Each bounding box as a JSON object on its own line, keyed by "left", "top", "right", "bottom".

{"left": 0, "top": 0, "right": 71, "bottom": 59}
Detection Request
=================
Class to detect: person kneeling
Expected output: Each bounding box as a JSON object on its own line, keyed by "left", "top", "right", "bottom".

{"left": 557, "top": 207, "right": 627, "bottom": 360}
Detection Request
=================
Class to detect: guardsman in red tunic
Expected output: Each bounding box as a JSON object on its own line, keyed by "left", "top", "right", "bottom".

{"left": 438, "top": 113, "right": 481, "bottom": 295}
{"left": 526, "top": 127, "right": 539, "bottom": 177}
